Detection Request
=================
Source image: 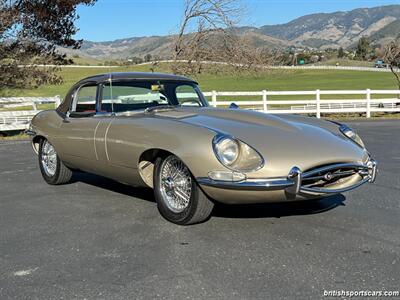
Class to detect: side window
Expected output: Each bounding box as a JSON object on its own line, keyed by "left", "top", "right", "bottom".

{"left": 73, "top": 85, "right": 97, "bottom": 113}
{"left": 101, "top": 83, "right": 169, "bottom": 113}
{"left": 175, "top": 85, "right": 202, "bottom": 107}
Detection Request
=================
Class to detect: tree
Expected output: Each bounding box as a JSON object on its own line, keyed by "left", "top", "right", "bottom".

{"left": 172, "top": 0, "right": 273, "bottom": 75}
{"left": 144, "top": 54, "right": 152, "bottom": 62}
{"left": 384, "top": 39, "right": 400, "bottom": 90}
{"left": 0, "top": 0, "right": 96, "bottom": 89}
{"left": 338, "top": 47, "right": 345, "bottom": 58}
{"left": 355, "top": 36, "right": 372, "bottom": 60}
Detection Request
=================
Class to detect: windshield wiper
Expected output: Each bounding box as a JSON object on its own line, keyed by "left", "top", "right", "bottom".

{"left": 144, "top": 105, "right": 179, "bottom": 114}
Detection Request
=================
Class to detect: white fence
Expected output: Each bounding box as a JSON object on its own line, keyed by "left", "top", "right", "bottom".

{"left": 203, "top": 89, "right": 400, "bottom": 118}
{"left": 0, "top": 96, "right": 61, "bottom": 132}
{"left": 137, "top": 60, "right": 400, "bottom": 73}
{"left": 0, "top": 90, "right": 399, "bottom": 132}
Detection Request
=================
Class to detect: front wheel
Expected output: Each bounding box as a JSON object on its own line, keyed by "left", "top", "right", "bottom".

{"left": 39, "top": 139, "right": 73, "bottom": 185}
{"left": 153, "top": 155, "right": 214, "bottom": 225}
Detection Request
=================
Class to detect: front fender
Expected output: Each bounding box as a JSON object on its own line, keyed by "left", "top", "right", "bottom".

{"left": 105, "top": 117, "right": 228, "bottom": 179}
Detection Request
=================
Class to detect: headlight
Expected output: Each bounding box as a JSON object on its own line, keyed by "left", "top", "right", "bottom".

{"left": 339, "top": 124, "right": 365, "bottom": 148}
{"left": 213, "top": 135, "right": 264, "bottom": 172}
{"left": 213, "top": 137, "right": 239, "bottom": 166}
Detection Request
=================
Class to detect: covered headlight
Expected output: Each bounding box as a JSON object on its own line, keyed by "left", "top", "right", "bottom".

{"left": 339, "top": 124, "right": 365, "bottom": 148}
{"left": 213, "top": 137, "right": 239, "bottom": 166}
{"left": 213, "top": 135, "right": 264, "bottom": 172}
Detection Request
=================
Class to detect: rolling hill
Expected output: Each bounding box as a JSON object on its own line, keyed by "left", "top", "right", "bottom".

{"left": 64, "top": 4, "right": 400, "bottom": 60}
{"left": 257, "top": 4, "right": 400, "bottom": 49}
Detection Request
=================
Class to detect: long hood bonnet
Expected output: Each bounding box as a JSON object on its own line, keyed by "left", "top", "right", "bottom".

{"left": 154, "top": 107, "right": 369, "bottom": 176}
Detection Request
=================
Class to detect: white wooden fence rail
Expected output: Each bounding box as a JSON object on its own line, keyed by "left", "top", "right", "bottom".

{"left": 0, "top": 96, "right": 61, "bottom": 132}
{"left": 0, "top": 91, "right": 399, "bottom": 132}
{"left": 203, "top": 90, "right": 400, "bottom": 119}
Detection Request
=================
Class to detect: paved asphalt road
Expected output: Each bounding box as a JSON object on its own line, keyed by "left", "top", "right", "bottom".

{"left": 0, "top": 120, "right": 399, "bottom": 299}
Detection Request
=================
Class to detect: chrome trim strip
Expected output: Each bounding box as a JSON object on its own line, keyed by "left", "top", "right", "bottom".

{"left": 368, "top": 159, "right": 377, "bottom": 183}
{"left": 302, "top": 162, "right": 368, "bottom": 178}
{"left": 196, "top": 177, "right": 294, "bottom": 191}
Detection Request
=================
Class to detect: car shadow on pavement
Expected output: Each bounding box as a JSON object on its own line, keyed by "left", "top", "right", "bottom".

{"left": 71, "top": 172, "right": 345, "bottom": 219}
{"left": 71, "top": 172, "right": 155, "bottom": 203}
{"left": 212, "top": 194, "right": 346, "bottom": 219}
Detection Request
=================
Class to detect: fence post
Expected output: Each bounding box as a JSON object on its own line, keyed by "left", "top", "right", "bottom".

{"left": 32, "top": 101, "right": 37, "bottom": 111}
{"left": 55, "top": 95, "right": 61, "bottom": 107}
{"left": 212, "top": 90, "right": 217, "bottom": 107}
{"left": 316, "top": 89, "right": 321, "bottom": 118}
{"left": 366, "top": 89, "right": 371, "bottom": 118}
{"left": 262, "top": 90, "right": 268, "bottom": 113}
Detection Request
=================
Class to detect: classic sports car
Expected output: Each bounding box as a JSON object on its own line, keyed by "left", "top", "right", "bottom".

{"left": 29, "top": 72, "right": 377, "bottom": 225}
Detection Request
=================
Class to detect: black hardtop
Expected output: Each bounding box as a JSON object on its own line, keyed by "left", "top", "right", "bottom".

{"left": 78, "top": 72, "right": 196, "bottom": 84}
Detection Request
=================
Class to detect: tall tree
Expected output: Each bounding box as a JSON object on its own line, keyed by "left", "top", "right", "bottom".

{"left": 338, "top": 47, "right": 345, "bottom": 58}
{"left": 355, "top": 36, "right": 372, "bottom": 60}
{"left": 384, "top": 39, "right": 400, "bottom": 90}
{"left": 172, "top": 0, "right": 274, "bottom": 75}
{"left": 144, "top": 53, "right": 152, "bottom": 62}
{"left": 0, "top": 0, "right": 96, "bottom": 89}
{"left": 173, "top": 0, "right": 240, "bottom": 74}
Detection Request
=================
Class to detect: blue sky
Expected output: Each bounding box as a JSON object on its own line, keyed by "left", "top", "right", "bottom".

{"left": 75, "top": 0, "right": 400, "bottom": 41}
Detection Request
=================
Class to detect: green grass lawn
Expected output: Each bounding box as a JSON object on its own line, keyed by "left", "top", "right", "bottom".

{"left": 69, "top": 56, "right": 104, "bottom": 66}
{"left": 0, "top": 63, "right": 398, "bottom": 100}
{"left": 314, "top": 58, "right": 375, "bottom": 67}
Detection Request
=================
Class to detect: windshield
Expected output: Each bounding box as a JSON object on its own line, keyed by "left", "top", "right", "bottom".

{"left": 100, "top": 81, "right": 206, "bottom": 113}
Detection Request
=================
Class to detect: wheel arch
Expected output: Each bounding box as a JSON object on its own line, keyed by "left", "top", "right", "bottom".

{"left": 138, "top": 148, "right": 199, "bottom": 189}
{"left": 138, "top": 148, "right": 177, "bottom": 188}
{"left": 32, "top": 135, "right": 46, "bottom": 155}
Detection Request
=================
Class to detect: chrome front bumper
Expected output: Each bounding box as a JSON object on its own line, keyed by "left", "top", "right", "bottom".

{"left": 197, "top": 159, "right": 377, "bottom": 196}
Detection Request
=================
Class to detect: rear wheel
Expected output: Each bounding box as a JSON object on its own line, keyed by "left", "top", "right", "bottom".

{"left": 39, "top": 139, "right": 73, "bottom": 185}
{"left": 154, "top": 155, "right": 214, "bottom": 225}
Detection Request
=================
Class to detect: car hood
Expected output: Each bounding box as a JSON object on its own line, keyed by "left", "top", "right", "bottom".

{"left": 153, "top": 107, "right": 369, "bottom": 176}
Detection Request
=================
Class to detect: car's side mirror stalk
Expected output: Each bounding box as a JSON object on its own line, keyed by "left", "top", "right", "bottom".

{"left": 63, "top": 111, "right": 71, "bottom": 123}
{"left": 229, "top": 102, "right": 239, "bottom": 109}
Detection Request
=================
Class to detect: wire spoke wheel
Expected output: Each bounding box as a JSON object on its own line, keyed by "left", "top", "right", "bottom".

{"left": 159, "top": 156, "right": 192, "bottom": 213}
{"left": 41, "top": 140, "right": 57, "bottom": 177}
{"left": 38, "top": 139, "right": 73, "bottom": 185}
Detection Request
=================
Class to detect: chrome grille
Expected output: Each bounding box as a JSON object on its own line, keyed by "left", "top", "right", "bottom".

{"left": 300, "top": 162, "right": 372, "bottom": 194}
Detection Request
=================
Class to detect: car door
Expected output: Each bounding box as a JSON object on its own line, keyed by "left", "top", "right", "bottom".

{"left": 97, "top": 80, "right": 169, "bottom": 168}
{"left": 56, "top": 83, "right": 100, "bottom": 162}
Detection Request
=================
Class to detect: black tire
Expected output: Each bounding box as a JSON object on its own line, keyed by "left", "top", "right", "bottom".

{"left": 153, "top": 155, "right": 214, "bottom": 225}
{"left": 38, "top": 139, "right": 73, "bottom": 185}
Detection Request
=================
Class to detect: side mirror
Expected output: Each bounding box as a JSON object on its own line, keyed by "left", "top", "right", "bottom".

{"left": 229, "top": 102, "right": 239, "bottom": 109}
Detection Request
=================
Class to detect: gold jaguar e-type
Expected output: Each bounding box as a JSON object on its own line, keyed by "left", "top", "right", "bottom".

{"left": 28, "top": 72, "right": 377, "bottom": 225}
